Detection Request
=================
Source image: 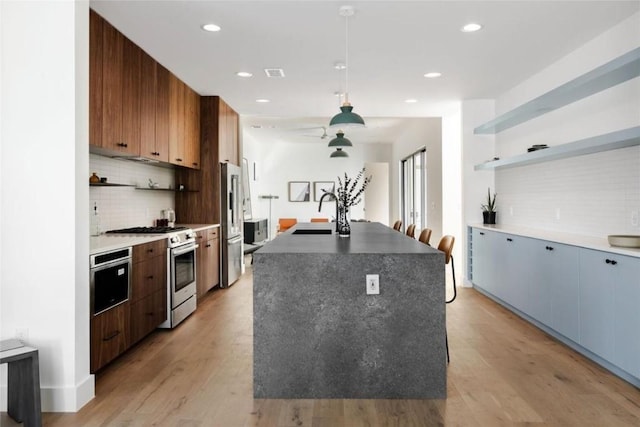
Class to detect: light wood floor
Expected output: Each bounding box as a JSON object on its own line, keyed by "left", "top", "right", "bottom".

{"left": 6, "top": 261, "right": 640, "bottom": 426}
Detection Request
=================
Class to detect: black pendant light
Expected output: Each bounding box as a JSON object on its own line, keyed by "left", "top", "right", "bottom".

{"left": 328, "top": 130, "right": 352, "bottom": 158}
{"left": 329, "top": 6, "right": 365, "bottom": 129}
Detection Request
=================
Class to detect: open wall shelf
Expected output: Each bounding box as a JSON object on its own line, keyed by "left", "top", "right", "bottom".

{"left": 474, "top": 126, "right": 640, "bottom": 171}
{"left": 474, "top": 47, "right": 640, "bottom": 135}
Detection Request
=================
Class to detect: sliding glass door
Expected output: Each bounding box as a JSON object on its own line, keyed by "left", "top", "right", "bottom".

{"left": 400, "top": 149, "right": 427, "bottom": 232}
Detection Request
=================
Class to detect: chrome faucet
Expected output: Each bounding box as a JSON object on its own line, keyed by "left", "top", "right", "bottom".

{"left": 318, "top": 191, "right": 338, "bottom": 232}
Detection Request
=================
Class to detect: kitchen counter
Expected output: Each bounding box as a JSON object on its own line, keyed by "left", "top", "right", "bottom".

{"left": 90, "top": 223, "right": 220, "bottom": 254}
{"left": 470, "top": 223, "right": 640, "bottom": 258}
{"left": 177, "top": 223, "right": 220, "bottom": 232}
{"left": 253, "top": 221, "right": 446, "bottom": 399}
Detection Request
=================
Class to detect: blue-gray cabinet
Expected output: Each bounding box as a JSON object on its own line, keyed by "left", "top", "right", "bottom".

{"left": 469, "top": 226, "right": 640, "bottom": 385}
{"left": 579, "top": 249, "right": 640, "bottom": 378}
{"left": 470, "top": 228, "right": 496, "bottom": 293}
{"left": 538, "top": 241, "right": 580, "bottom": 343}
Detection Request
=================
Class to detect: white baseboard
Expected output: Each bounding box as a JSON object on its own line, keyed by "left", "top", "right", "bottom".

{"left": 1, "top": 374, "right": 94, "bottom": 412}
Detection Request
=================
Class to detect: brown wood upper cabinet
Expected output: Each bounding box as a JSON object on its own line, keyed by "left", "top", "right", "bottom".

{"left": 90, "top": 10, "right": 198, "bottom": 168}
{"left": 218, "top": 98, "right": 239, "bottom": 165}
{"left": 139, "top": 53, "right": 170, "bottom": 163}
{"left": 169, "top": 73, "right": 201, "bottom": 169}
{"left": 90, "top": 10, "right": 141, "bottom": 155}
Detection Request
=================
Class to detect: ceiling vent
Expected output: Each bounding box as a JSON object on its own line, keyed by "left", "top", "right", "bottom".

{"left": 264, "top": 68, "right": 285, "bottom": 78}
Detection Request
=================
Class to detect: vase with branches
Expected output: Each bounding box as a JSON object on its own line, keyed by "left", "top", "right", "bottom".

{"left": 333, "top": 168, "right": 372, "bottom": 237}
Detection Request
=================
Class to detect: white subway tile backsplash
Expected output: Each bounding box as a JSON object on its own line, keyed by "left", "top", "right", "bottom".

{"left": 89, "top": 154, "right": 175, "bottom": 231}
{"left": 496, "top": 145, "right": 640, "bottom": 237}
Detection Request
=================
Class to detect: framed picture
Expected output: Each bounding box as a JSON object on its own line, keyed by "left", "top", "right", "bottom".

{"left": 314, "top": 181, "right": 336, "bottom": 202}
{"left": 288, "top": 181, "right": 311, "bottom": 202}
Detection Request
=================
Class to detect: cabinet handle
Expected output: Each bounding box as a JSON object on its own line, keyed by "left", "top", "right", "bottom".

{"left": 479, "top": 232, "right": 485, "bottom": 235}
{"left": 145, "top": 312, "right": 154, "bottom": 316}
{"left": 206, "top": 243, "right": 211, "bottom": 248}
{"left": 605, "top": 259, "right": 618, "bottom": 266}
{"left": 146, "top": 275, "right": 154, "bottom": 280}
{"left": 103, "top": 330, "right": 120, "bottom": 341}
{"left": 147, "top": 249, "right": 154, "bottom": 253}
{"left": 117, "top": 142, "right": 128, "bottom": 148}
{"left": 197, "top": 235, "right": 203, "bottom": 239}
{"left": 507, "top": 238, "right": 513, "bottom": 242}
{"left": 546, "top": 246, "right": 554, "bottom": 251}
{"left": 176, "top": 158, "right": 183, "bottom": 162}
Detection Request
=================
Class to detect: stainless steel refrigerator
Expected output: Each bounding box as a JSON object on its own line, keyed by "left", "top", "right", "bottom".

{"left": 221, "top": 162, "right": 243, "bottom": 287}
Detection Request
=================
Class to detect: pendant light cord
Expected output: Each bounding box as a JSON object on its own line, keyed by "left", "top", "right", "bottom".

{"left": 344, "top": 11, "right": 349, "bottom": 105}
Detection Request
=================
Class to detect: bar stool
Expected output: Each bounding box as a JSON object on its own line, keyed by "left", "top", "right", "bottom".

{"left": 405, "top": 224, "right": 416, "bottom": 239}
{"left": 418, "top": 228, "right": 432, "bottom": 246}
{"left": 392, "top": 220, "right": 402, "bottom": 231}
{"left": 437, "top": 235, "right": 456, "bottom": 363}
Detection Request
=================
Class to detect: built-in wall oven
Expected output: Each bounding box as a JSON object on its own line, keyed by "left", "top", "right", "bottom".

{"left": 90, "top": 247, "right": 132, "bottom": 316}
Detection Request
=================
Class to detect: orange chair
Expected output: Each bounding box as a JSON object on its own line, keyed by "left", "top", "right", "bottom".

{"left": 310, "top": 218, "right": 329, "bottom": 223}
{"left": 392, "top": 220, "right": 402, "bottom": 231}
{"left": 418, "top": 228, "right": 432, "bottom": 246}
{"left": 405, "top": 224, "right": 416, "bottom": 239}
{"left": 278, "top": 218, "right": 297, "bottom": 232}
{"left": 437, "top": 235, "right": 456, "bottom": 363}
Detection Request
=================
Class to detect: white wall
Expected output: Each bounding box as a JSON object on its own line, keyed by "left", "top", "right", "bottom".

{"left": 390, "top": 118, "right": 443, "bottom": 242}
{"left": 243, "top": 130, "right": 391, "bottom": 237}
{"left": 492, "top": 11, "right": 640, "bottom": 237}
{"left": 1, "top": 0, "right": 93, "bottom": 411}
{"left": 89, "top": 154, "right": 175, "bottom": 231}
{"left": 441, "top": 104, "right": 463, "bottom": 283}
{"left": 460, "top": 100, "right": 495, "bottom": 285}
{"left": 364, "top": 162, "right": 389, "bottom": 225}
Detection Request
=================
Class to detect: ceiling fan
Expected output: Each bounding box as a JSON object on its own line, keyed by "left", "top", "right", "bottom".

{"left": 301, "top": 126, "right": 329, "bottom": 140}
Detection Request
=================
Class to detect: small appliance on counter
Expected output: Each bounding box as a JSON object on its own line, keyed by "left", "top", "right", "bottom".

{"left": 164, "top": 208, "right": 176, "bottom": 227}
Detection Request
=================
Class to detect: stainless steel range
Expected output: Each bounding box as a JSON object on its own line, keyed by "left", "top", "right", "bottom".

{"left": 106, "top": 226, "right": 198, "bottom": 328}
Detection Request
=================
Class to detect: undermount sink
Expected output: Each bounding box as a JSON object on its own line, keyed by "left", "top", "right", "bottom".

{"left": 292, "top": 229, "right": 333, "bottom": 235}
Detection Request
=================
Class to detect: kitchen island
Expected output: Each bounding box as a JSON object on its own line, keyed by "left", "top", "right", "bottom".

{"left": 253, "top": 221, "right": 446, "bottom": 399}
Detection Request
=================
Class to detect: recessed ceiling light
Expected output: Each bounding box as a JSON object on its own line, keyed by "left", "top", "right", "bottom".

{"left": 236, "top": 71, "right": 253, "bottom": 78}
{"left": 334, "top": 62, "right": 347, "bottom": 70}
{"left": 255, "top": 99, "right": 270, "bottom": 103}
{"left": 405, "top": 99, "right": 418, "bottom": 103}
{"left": 201, "top": 23, "right": 221, "bottom": 32}
{"left": 461, "top": 23, "right": 482, "bottom": 32}
{"left": 424, "top": 72, "right": 442, "bottom": 78}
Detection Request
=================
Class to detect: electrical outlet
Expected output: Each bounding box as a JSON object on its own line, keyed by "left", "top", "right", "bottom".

{"left": 15, "top": 328, "right": 29, "bottom": 342}
{"left": 366, "top": 274, "right": 380, "bottom": 295}
{"left": 632, "top": 210, "right": 639, "bottom": 227}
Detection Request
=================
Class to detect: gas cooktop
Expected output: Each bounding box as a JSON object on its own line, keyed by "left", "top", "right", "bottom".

{"left": 106, "top": 226, "right": 188, "bottom": 234}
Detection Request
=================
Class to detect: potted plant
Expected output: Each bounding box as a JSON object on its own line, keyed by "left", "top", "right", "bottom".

{"left": 481, "top": 188, "right": 497, "bottom": 224}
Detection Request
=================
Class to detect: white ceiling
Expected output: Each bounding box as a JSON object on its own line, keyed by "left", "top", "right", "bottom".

{"left": 91, "top": 0, "right": 638, "bottom": 143}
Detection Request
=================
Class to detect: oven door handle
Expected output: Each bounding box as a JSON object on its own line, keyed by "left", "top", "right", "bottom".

{"left": 172, "top": 244, "right": 198, "bottom": 256}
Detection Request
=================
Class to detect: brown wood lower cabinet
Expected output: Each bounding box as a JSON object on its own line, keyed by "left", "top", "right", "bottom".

{"left": 130, "top": 240, "right": 167, "bottom": 345}
{"left": 196, "top": 227, "right": 220, "bottom": 298}
{"left": 90, "top": 302, "right": 130, "bottom": 372}
{"left": 91, "top": 239, "right": 168, "bottom": 372}
{"left": 129, "top": 289, "right": 166, "bottom": 345}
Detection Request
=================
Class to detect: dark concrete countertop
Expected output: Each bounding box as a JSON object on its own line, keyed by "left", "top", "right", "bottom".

{"left": 259, "top": 221, "right": 440, "bottom": 255}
